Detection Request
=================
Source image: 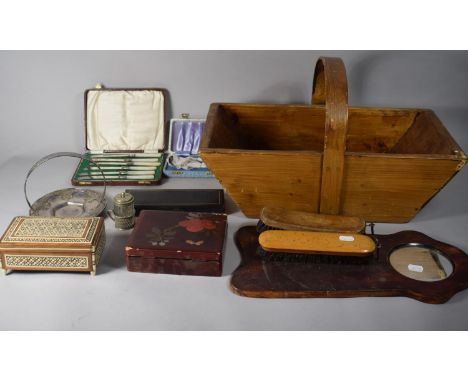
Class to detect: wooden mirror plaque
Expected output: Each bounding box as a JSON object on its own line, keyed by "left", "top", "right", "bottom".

{"left": 230, "top": 226, "right": 468, "bottom": 304}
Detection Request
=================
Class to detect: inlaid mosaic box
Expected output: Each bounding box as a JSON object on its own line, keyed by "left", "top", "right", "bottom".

{"left": 0, "top": 216, "right": 105, "bottom": 275}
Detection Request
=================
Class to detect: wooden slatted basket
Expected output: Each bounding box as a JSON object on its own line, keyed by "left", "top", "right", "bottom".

{"left": 199, "top": 57, "right": 467, "bottom": 223}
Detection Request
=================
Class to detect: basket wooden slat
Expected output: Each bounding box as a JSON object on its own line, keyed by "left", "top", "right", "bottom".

{"left": 200, "top": 57, "right": 467, "bottom": 222}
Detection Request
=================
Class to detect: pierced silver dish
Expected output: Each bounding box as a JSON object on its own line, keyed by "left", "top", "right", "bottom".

{"left": 25, "top": 152, "right": 107, "bottom": 217}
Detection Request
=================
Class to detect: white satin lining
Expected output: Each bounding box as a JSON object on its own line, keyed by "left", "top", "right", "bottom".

{"left": 86, "top": 90, "right": 164, "bottom": 151}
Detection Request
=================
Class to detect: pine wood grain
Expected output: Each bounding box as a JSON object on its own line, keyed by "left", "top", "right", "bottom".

{"left": 341, "top": 154, "right": 463, "bottom": 222}
{"left": 199, "top": 56, "right": 467, "bottom": 222}
{"left": 312, "top": 57, "right": 349, "bottom": 214}
{"left": 391, "top": 110, "right": 462, "bottom": 155}
{"left": 200, "top": 150, "right": 322, "bottom": 217}
{"left": 211, "top": 104, "right": 418, "bottom": 153}
{"left": 347, "top": 108, "right": 416, "bottom": 152}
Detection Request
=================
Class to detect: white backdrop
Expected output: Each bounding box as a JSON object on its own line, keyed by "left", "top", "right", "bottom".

{"left": 0, "top": 51, "right": 467, "bottom": 330}
{"left": 1, "top": 51, "right": 467, "bottom": 162}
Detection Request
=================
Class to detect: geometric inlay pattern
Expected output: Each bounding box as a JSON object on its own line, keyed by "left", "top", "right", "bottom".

{"left": 94, "top": 230, "right": 106, "bottom": 265}
{"left": 4, "top": 254, "right": 89, "bottom": 269}
{"left": 1, "top": 217, "right": 101, "bottom": 244}
{"left": 15, "top": 219, "right": 88, "bottom": 237}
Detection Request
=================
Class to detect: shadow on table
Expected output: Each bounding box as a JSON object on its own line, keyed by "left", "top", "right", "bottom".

{"left": 99, "top": 230, "right": 131, "bottom": 273}
{"left": 224, "top": 192, "right": 239, "bottom": 215}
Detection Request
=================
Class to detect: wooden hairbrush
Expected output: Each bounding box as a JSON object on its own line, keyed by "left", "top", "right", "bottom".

{"left": 257, "top": 207, "right": 365, "bottom": 234}
{"left": 257, "top": 230, "right": 376, "bottom": 264}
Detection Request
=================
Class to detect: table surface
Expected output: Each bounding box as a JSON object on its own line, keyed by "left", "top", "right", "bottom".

{"left": 1, "top": 156, "right": 467, "bottom": 330}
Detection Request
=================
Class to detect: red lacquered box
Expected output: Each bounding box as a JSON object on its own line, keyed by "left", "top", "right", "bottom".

{"left": 125, "top": 210, "right": 227, "bottom": 276}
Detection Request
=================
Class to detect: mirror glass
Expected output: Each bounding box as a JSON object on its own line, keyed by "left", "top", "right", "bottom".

{"left": 389, "top": 244, "right": 453, "bottom": 282}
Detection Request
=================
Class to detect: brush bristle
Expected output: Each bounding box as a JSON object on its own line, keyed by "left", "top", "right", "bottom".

{"left": 256, "top": 246, "right": 374, "bottom": 265}
{"left": 256, "top": 220, "right": 281, "bottom": 234}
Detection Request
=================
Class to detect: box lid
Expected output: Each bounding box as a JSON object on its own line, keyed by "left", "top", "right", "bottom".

{"left": 126, "top": 189, "right": 225, "bottom": 214}
{"left": 85, "top": 87, "right": 165, "bottom": 152}
{"left": 168, "top": 117, "right": 206, "bottom": 155}
{"left": 0, "top": 216, "right": 104, "bottom": 253}
{"left": 125, "top": 210, "right": 227, "bottom": 261}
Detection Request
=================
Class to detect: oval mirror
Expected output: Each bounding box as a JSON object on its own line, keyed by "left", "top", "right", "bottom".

{"left": 389, "top": 244, "right": 453, "bottom": 282}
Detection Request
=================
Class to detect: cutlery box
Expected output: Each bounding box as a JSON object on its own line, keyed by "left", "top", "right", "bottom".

{"left": 163, "top": 117, "right": 214, "bottom": 178}
{"left": 72, "top": 85, "right": 167, "bottom": 186}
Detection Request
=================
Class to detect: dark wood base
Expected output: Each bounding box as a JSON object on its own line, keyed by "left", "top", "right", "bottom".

{"left": 231, "top": 226, "right": 468, "bottom": 304}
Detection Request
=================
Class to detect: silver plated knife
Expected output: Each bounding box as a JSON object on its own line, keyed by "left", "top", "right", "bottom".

{"left": 83, "top": 165, "right": 159, "bottom": 171}
{"left": 80, "top": 170, "right": 155, "bottom": 176}
{"left": 87, "top": 153, "right": 163, "bottom": 158}
{"left": 78, "top": 174, "right": 155, "bottom": 180}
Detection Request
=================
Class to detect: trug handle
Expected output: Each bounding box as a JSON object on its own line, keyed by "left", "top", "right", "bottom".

{"left": 312, "top": 57, "right": 349, "bottom": 215}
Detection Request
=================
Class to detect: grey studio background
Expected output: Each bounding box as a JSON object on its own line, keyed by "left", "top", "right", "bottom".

{"left": 0, "top": 51, "right": 467, "bottom": 330}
